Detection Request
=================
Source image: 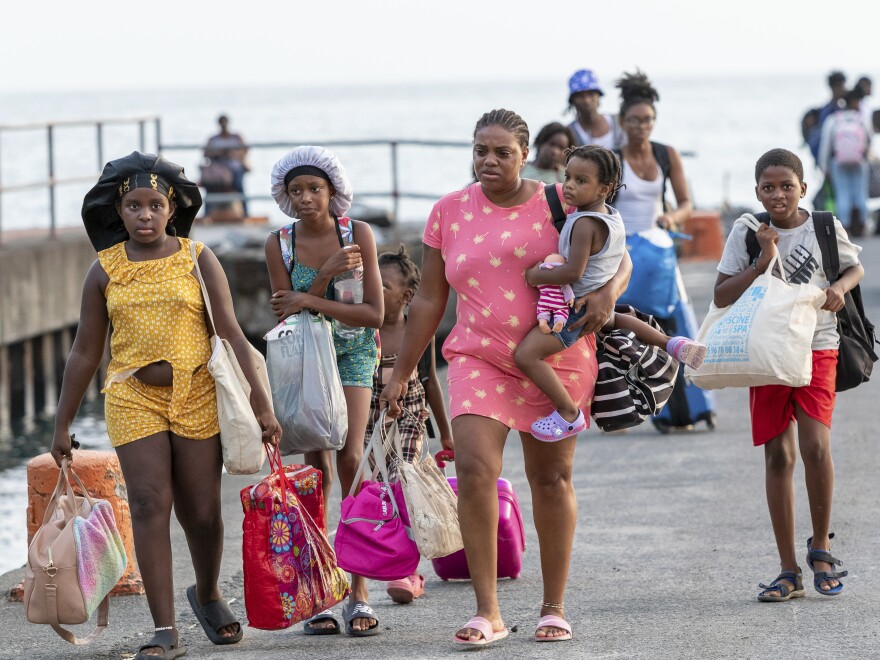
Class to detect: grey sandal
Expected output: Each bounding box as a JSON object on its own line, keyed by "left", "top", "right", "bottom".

{"left": 757, "top": 570, "right": 805, "bottom": 602}
{"left": 186, "top": 585, "right": 243, "bottom": 645}
{"left": 303, "top": 609, "right": 341, "bottom": 635}
{"left": 342, "top": 600, "right": 379, "bottom": 636}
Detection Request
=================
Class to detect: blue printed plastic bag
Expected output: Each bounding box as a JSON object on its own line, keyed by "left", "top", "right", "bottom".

{"left": 618, "top": 229, "right": 679, "bottom": 319}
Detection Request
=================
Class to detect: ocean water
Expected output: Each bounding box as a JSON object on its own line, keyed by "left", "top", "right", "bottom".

{"left": 1, "top": 72, "right": 877, "bottom": 573}
{"left": 3, "top": 73, "right": 876, "bottom": 236}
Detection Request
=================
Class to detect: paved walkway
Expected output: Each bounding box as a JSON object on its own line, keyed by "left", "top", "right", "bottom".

{"left": 3, "top": 243, "right": 879, "bottom": 659}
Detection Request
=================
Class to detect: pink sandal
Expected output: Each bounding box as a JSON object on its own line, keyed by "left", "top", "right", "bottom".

{"left": 530, "top": 410, "right": 587, "bottom": 442}
{"left": 386, "top": 572, "right": 425, "bottom": 604}
{"left": 666, "top": 336, "right": 707, "bottom": 369}
{"left": 535, "top": 614, "right": 572, "bottom": 642}
{"left": 453, "top": 616, "right": 509, "bottom": 646}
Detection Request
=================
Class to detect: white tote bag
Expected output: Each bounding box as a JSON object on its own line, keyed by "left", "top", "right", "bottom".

{"left": 191, "top": 244, "right": 267, "bottom": 475}
{"left": 686, "top": 214, "right": 826, "bottom": 390}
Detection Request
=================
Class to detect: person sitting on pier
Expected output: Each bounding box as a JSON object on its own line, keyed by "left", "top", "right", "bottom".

{"left": 50, "top": 152, "right": 280, "bottom": 659}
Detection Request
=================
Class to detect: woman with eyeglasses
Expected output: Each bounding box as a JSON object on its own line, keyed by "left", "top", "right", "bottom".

{"left": 612, "top": 70, "right": 693, "bottom": 233}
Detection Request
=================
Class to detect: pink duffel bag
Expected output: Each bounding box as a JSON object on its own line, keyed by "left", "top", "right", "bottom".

{"left": 431, "top": 451, "right": 526, "bottom": 580}
{"left": 334, "top": 412, "right": 420, "bottom": 581}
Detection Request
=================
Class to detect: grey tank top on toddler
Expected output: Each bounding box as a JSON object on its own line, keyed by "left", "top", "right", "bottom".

{"left": 558, "top": 206, "right": 626, "bottom": 297}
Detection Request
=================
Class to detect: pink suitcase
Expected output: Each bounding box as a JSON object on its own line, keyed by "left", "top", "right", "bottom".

{"left": 431, "top": 451, "right": 526, "bottom": 580}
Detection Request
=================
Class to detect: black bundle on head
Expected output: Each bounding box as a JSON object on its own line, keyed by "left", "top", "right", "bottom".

{"left": 617, "top": 70, "right": 660, "bottom": 118}
{"left": 565, "top": 145, "right": 624, "bottom": 201}
{"left": 473, "top": 109, "right": 530, "bottom": 151}
{"left": 378, "top": 244, "right": 421, "bottom": 290}
{"left": 754, "top": 148, "right": 804, "bottom": 183}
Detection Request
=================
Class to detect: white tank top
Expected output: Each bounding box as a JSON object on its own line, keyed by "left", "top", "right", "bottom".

{"left": 614, "top": 163, "right": 664, "bottom": 235}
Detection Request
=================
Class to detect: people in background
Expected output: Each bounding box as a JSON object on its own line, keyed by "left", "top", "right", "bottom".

{"left": 566, "top": 69, "right": 625, "bottom": 150}
{"left": 521, "top": 122, "right": 576, "bottom": 184}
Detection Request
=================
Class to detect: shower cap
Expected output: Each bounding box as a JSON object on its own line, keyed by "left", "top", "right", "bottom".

{"left": 270, "top": 145, "right": 353, "bottom": 218}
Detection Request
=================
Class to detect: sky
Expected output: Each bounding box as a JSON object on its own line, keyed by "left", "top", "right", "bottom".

{"left": 2, "top": 0, "right": 878, "bottom": 92}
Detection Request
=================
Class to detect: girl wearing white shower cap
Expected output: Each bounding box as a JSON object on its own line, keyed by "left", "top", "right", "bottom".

{"left": 265, "top": 146, "right": 384, "bottom": 637}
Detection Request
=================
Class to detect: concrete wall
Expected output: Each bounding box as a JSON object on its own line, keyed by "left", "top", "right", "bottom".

{"left": 0, "top": 234, "right": 95, "bottom": 345}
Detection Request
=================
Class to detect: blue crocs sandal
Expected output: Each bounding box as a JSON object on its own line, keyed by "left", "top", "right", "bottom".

{"left": 757, "top": 570, "right": 805, "bottom": 602}
{"left": 806, "top": 534, "right": 848, "bottom": 596}
{"left": 530, "top": 410, "right": 587, "bottom": 442}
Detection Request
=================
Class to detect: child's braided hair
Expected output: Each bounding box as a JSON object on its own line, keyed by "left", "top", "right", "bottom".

{"left": 564, "top": 145, "right": 624, "bottom": 201}
{"left": 378, "top": 244, "right": 421, "bottom": 291}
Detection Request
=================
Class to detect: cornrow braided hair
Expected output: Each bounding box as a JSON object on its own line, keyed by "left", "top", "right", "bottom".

{"left": 565, "top": 145, "right": 624, "bottom": 201}
{"left": 378, "top": 244, "right": 421, "bottom": 291}
{"left": 616, "top": 70, "right": 660, "bottom": 119}
{"left": 473, "top": 109, "right": 530, "bottom": 151}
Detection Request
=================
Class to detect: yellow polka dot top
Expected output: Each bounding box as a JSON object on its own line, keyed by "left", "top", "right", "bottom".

{"left": 98, "top": 238, "right": 213, "bottom": 414}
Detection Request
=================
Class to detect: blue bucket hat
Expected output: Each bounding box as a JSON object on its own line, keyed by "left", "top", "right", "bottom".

{"left": 568, "top": 69, "right": 604, "bottom": 96}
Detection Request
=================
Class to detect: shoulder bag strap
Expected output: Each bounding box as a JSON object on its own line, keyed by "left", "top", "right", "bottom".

{"left": 544, "top": 183, "right": 567, "bottom": 234}
{"left": 49, "top": 596, "right": 110, "bottom": 645}
{"left": 745, "top": 212, "right": 772, "bottom": 263}
{"left": 189, "top": 242, "right": 218, "bottom": 337}
{"left": 650, "top": 142, "right": 672, "bottom": 212}
{"left": 812, "top": 211, "right": 839, "bottom": 282}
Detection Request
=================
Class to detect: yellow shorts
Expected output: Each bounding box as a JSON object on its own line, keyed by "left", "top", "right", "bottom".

{"left": 104, "top": 365, "right": 220, "bottom": 447}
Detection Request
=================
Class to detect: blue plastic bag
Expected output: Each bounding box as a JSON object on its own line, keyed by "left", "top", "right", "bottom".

{"left": 618, "top": 228, "right": 679, "bottom": 319}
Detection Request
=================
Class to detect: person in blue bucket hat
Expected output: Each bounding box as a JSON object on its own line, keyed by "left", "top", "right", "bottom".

{"left": 567, "top": 69, "right": 625, "bottom": 150}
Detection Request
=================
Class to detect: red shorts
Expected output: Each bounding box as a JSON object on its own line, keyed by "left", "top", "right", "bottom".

{"left": 749, "top": 350, "right": 837, "bottom": 446}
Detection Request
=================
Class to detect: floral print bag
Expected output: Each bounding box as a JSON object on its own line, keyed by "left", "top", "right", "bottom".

{"left": 240, "top": 446, "right": 350, "bottom": 629}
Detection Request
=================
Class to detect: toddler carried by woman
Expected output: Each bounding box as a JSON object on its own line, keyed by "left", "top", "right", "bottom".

{"left": 515, "top": 145, "right": 705, "bottom": 441}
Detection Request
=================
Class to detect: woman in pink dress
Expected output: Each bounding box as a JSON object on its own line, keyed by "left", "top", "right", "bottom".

{"left": 380, "top": 109, "right": 632, "bottom": 645}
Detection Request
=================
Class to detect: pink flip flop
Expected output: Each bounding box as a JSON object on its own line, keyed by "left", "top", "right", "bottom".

{"left": 453, "top": 616, "right": 509, "bottom": 646}
{"left": 535, "top": 614, "right": 572, "bottom": 642}
{"left": 530, "top": 409, "right": 587, "bottom": 442}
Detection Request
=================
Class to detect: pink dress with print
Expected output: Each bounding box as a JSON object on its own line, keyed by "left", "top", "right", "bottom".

{"left": 423, "top": 182, "right": 598, "bottom": 433}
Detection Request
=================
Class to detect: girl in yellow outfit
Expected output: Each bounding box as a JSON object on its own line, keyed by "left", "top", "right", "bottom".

{"left": 49, "top": 152, "right": 281, "bottom": 660}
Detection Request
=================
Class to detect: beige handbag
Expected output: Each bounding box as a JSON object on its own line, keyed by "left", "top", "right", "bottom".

{"left": 385, "top": 411, "right": 463, "bottom": 560}
{"left": 24, "top": 459, "right": 127, "bottom": 644}
{"left": 191, "top": 242, "right": 269, "bottom": 475}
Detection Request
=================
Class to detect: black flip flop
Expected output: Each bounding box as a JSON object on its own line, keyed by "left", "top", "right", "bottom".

{"left": 134, "top": 629, "right": 187, "bottom": 659}
{"left": 342, "top": 600, "right": 379, "bottom": 637}
{"left": 303, "top": 609, "right": 341, "bottom": 635}
{"left": 186, "top": 585, "right": 243, "bottom": 645}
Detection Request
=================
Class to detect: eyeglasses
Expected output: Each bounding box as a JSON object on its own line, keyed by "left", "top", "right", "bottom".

{"left": 624, "top": 116, "right": 655, "bottom": 127}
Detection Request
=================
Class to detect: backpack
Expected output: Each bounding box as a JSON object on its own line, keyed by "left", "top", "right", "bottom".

{"left": 831, "top": 113, "right": 869, "bottom": 166}
{"left": 610, "top": 142, "right": 672, "bottom": 211}
{"left": 745, "top": 211, "right": 877, "bottom": 391}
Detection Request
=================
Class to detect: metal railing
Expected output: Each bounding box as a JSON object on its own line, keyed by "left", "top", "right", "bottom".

{"left": 158, "top": 138, "right": 474, "bottom": 223}
{"left": 0, "top": 116, "right": 160, "bottom": 243}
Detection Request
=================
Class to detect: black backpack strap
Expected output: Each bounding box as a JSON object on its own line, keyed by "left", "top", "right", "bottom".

{"left": 545, "top": 183, "right": 567, "bottom": 234}
{"left": 811, "top": 211, "right": 839, "bottom": 282}
{"left": 744, "top": 212, "right": 771, "bottom": 263}
{"left": 417, "top": 339, "right": 433, "bottom": 387}
{"left": 650, "top": 142, "right": 672, "bottom": 213}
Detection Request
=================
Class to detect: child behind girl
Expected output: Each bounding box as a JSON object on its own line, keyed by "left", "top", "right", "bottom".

{"left": 264, "top": 146, "right": 383, "bottom": 637}
{"left": 714, "top": 148, "right": 863, "bottom": 602}
{"left": 515, "top": 145, "right": 705, "bottom": 442}
{"left": 365, "top": 246, "right": 454, "bottom": 604}
{"left": 51, "top": 152, "right": 281, "bottom": 659}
